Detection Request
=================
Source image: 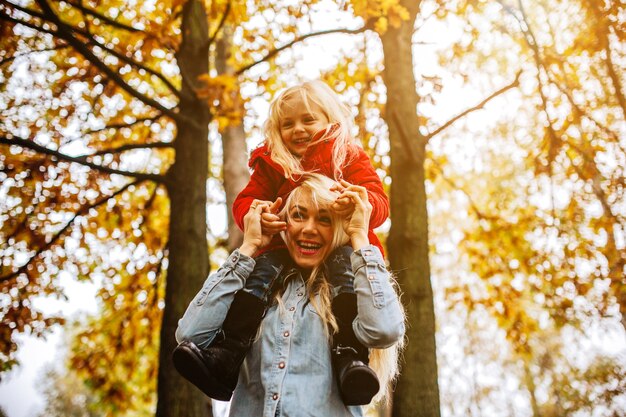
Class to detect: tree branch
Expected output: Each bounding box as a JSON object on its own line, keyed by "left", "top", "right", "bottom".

{"left": 0, "top": 44, "right": 71, "bottom": 67}
{"left": 502, "top": 1, "right": 626, "bottom": 160}
{"left": 565, "top": 143, "right": 625, "bottom": 230}
{"left": 0, "top": 135, "right": 166, "bottom": 183}
{"left": 6, "top": 0, "right": 181, "bottom": 99}
{"left": 25, "top": 0, "right": 180, "bottom": 120}
{"left": 236, "top": 27, "right": 367, "bottom": 75}
{"left": 513, "top": 1, "right": 563, "bottom": 175}
{"left": 1, "top": 207, "right": 33, "bottom": 250}
{"left": 604, "top": 29, "right": 626, "bottom": 120}
{"left": 0, "top": 179, "right": 143, "bottom": 284}
{"left": 208, "top": 1, "right": 230, "bottom": 47}
{"left": 57, "top": 0, "right": 141, "bottom": 33}
{"left": 541, "top": 11, "right": 623, "bottom": 144}
{"left": 4, "top": 3, "right": 202, "bottom": 129}
{"left": 76, "top": 0, "right": 92, "bottom": 37}
{"left": 83, "top": 31, "right": 182, "bottom": 100}
{"left": 0, "top": 9, "right": 59, "bottom": 38}
{"left": 429, "top": 157, "right": 496, "bottom": 221}
{"left": 3, "top": 1, "right": 49, "bottom": 22}
{"left": 82, "top": 141, "right": 173, "bottom": 157}
{"left": 89, "top": 76, "right": 110, "bottom": 114}
{"left": 425, "top": 70, "right": 522, "bottom": 141}
{"left": 143, "top": 182, "right": 160, "bottom": 211}
{"left": 553, "top": 77, "right": 623, "bottom": 144}
{"left": 84, "top": 115, "right": 163, "bottom": 134}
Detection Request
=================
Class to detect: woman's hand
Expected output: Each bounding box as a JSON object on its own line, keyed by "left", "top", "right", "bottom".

{"left": 332, "top": 180, "right": 372, "bottom": 250}
{"left": 239, "top": 200, "right": 280, "bottom": 257}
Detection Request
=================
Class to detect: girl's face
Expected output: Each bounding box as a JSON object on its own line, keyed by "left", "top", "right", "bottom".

{"left": 283, "top": 190, "right": 335, "bottom": 270}
{"left": 279, "top": 94, "right": 329, "bottom": 157}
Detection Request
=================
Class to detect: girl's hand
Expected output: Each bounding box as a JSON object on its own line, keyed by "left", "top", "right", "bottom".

{"left": 240, "top": 201, "right": 278, "bottom": 256}
{"left": 260, "top": 198, "right": 287, "bottom": 235}
{"left": 330, "top": 182, "right": 356, "bottom": 217}
{"left": 333, "top": 180, "right": 371, "bottom": 250}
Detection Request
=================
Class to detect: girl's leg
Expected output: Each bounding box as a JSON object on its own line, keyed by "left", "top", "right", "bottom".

{"left": 242, "top": 248, "right": 290, "bottom": 303}
{"left": 326, "top": 245, "right": 380, "bottom": 406}
{"left": 173, "top": 248, "right": 289, "bottom": 400}
{"left": 325, "top": 245, "right": 355, "bottom": 295}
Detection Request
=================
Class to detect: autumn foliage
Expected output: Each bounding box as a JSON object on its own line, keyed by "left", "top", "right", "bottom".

{"left": 1, "top": 0, "right": 624, "bottom": 416}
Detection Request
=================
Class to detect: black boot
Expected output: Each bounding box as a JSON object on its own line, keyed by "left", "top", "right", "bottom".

{"left": 331, "top": 292, "right": 380, "bottom": 405}
{"left": 172, "top": 290, "right": 265, "bottom": 401}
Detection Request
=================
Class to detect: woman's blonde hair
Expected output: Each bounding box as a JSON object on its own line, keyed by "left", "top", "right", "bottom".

{"left": 264, "top": 80, "right": 358, "bottom": 180}
{"left": 277, "top": 173, "right": 405, "bottom": 405}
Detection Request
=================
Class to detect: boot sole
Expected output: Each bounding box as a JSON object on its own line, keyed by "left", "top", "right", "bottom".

{"left": 172, "top": 343, "right": 234, "bottom": 401}
{"left": 340, "top": 365, "right": 380, "bottom": 406}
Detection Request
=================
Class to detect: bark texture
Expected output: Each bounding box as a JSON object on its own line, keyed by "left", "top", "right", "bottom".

{"left": 156, "top": 1, "right": 212, "bottom": 416}
{"left": 222, "top": 122, "right": 249, "bottom": 251}
{"left": 380, "top": 1, "right": 442, "bottom": 416}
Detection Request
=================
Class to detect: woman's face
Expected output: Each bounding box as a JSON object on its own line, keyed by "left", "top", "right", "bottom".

{"left": 283, "top": 190, "right": 335, "bottom": 270}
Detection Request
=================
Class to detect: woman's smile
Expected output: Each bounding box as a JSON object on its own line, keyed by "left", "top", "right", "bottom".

{"left": 296, "top": 239, "right": 323, "bottom": 255}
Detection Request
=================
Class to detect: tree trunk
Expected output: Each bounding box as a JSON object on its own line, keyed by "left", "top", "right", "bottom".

{"left": 156, "top": 1, "right": 212, "bottom": 416}
{"left": 380, "top": 1, "right": 441, "bottom": 416}
{"left": 216, "top": 28, "right": 250, "bottom": 252}
{"left": 221, "top": 123, "right": 249, "bottom": 251}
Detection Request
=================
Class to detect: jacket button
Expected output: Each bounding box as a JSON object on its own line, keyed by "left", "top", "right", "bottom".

{"left": 278, "top": 361, "right": 285, "bottom": 369}
{"left": 297, "top": 292, "right": 303, "bottom": 297}
{"left": 289, "top": 306, "right": 295, "bottom": 311}
{"left": 368, "top": 275, "right": 374, "bottom": 280}
{"left": 283, "top": 331, "right": 290, "bottom": 337}
{"left": 273, "top": 393, "right": 279, "bottom": 400}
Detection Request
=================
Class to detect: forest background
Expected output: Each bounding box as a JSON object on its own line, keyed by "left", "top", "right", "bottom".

{"left": 0, "top": 0, "right": 624, "bottom": 416}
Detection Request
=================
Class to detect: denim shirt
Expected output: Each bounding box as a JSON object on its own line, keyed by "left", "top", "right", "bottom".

{"left": 176, "top": 245, "right": 405, "bottom": 417}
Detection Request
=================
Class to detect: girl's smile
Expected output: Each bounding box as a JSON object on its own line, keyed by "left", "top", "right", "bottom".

{"left": 279, "top": 95, "right": 329, "bottom": 157}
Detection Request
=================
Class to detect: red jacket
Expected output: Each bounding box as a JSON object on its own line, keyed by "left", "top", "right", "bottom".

{"left": 233, "top": 138, "right": 389, "bottom": 256}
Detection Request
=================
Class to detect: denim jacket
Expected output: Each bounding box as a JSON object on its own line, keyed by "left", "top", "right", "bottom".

{"left": 176, "top": 245, "right": 405, "bottom": 417}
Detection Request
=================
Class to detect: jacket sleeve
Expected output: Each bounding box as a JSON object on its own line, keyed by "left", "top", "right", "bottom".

{"left": 350, "top": 245, "right": 405, "bottom": 348}
{"left": 233, "top": 160, "right": 283, "bottom": 231}
{"left": 342, "top": 147, "right": 389, "bottom": 230}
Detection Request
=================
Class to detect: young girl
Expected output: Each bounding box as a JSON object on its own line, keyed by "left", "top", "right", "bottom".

{"left": 173, "top": 80, "right": 389, "bottom": 405}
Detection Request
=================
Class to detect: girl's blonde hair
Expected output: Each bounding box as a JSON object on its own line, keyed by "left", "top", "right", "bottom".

{"left": 264, "top": 80, "right": 358, "bottom": 180}
{"left": 277, "top": 173, "right": 405, "bottom": 405}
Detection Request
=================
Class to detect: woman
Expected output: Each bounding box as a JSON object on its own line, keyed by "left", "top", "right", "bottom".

{"left": 174, "top": 174, "right": 405, "bottom": 416}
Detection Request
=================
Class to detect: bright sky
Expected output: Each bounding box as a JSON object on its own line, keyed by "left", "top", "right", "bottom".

{"left": 0, "top": 272, "right": 100, "bottom": 417}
